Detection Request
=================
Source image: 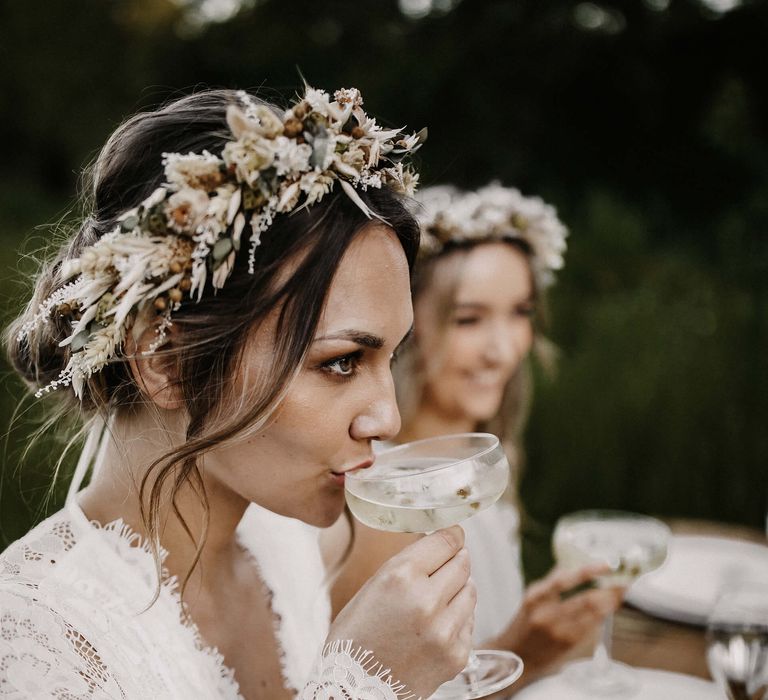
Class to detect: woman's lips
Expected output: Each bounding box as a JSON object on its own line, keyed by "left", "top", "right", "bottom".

{"left": 330, "top": 458, "right": 374, "bottom": 487}
{"left": 464, "top": 371, "right": 508, "bottom": 390}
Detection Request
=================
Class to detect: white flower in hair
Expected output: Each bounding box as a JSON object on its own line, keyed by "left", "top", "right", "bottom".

{"left": 165, "top": 189, "right": 209, "bottom": 234}
{"left": 21, "top": 84, "right": 426, "bottom": 399}
{"left": 416, "top": 182, "right": 568, "bottom": 289}
{"left": 273, "top": 136, "right": 312, "bottom": 176}
{"left": 222, "top": 134, "right": 276, "bottom": 188}
{"left": 334, "top": 87, "right": 363, "bottom": 108}
{"left": 300, "top": 171, "right": 335, "bottom": 206}
{"left": 163, "top": 151, "right": 224, "bottom": 191}
{"left": 304, "top": 87, "right": 333, "bottom": 117}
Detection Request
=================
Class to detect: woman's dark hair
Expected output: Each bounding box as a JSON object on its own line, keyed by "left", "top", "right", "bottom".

{"left": 5, "top": 88, "right": 419, "bottom": 594}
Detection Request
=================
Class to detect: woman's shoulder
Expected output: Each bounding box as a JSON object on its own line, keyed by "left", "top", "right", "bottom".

{"left": 0, "top": 507, "right": 78, "bottom": 589}
{"left": 0, "top": 509, "right": 132, "bottom": 698}
{"left": 1, "top": 507, "right": 242, "bottom": 699}
{"left": 0, "top": 505, "right": 158, "bottom": 610}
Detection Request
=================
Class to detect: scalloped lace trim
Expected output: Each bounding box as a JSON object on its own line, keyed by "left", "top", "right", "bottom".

{"left": 302, "top": 639, "right": 421, "bottom": 700}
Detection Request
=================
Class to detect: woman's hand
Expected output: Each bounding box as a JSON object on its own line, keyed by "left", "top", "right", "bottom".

{"left": 495, "top": 563, "right": 624, "bottom": 683}
{"left": 327, "top": 525, "right": 476, "bottom": 699}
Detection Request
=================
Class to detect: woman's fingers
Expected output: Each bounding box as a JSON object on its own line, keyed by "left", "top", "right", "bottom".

{"left": 525, "top": 568, "right": 585, "bottom": 604}
{"left": 399, "top": 526, "right": 465, "bottom": 576}
{"left": 558, "top": 586, "right": 623, "bottom": 622}
{"left": 526, "top": 563, "right": 617, "bottom": 604}
{"left": 553, "top": 563, "right": 610, "bottom": 591}
{"left": 429, "top": 547, "right": 472, "bottom": 607}
{"left": 518, "top": 575, "right": 624, "bottom": 650}
{"left": 444, "top": 577, "right": 477, "bottom": 640}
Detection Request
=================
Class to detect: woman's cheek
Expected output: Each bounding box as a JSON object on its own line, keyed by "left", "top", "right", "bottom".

{"left": 441, "top": 329, "right": 471, "bottom": 366}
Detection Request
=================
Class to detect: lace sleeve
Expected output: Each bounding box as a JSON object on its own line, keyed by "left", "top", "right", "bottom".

{"left": 300, "top": 640, "right": 420, "bottom": 700}
{"left": 0, "top": 588, "right": 125, "bottom": 699}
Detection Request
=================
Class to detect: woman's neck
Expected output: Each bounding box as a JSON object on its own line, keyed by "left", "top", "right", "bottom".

{"left": 77, "top": 408, "right": 249, "bottom": 592}
{"left": 397, "top": 402, "right": 477, "bottom": 444}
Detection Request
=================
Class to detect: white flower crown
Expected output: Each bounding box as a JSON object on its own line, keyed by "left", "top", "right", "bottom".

{"left": 20, "top": 86, "right": 425, "bottom": 399}
{"left": 416, "top": 182, "right": 567, "bottom": 289}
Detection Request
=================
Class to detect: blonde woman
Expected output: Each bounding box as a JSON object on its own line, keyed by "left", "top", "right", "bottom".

{"left": 332, "top": 183, "right": 624, "bottom": 687}
{"left": 0, "top": 88, "right": 476, "bottom": 699}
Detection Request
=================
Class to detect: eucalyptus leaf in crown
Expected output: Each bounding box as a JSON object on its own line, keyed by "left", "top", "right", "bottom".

{"left": 416, "top": 182, "right": 567, "bottom": 289}
{"left": 19, "top": 86, "right": 426, "bottom": 399}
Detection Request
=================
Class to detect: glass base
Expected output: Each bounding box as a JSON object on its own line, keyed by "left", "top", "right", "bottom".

{"left": 562, "top": 657, "right": 641, "bottom": 697}
{"left": 429, "top": 650, "right": 524, "bottom": 700}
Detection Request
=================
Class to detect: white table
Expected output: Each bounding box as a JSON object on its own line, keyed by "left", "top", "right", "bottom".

{"left": 513, "top": 667, "right": 721, "bottom": 699}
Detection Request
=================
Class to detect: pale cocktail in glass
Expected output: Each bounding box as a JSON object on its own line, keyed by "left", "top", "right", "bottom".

{"left": 346, "top": 433, "right": 523, "bottom": 699}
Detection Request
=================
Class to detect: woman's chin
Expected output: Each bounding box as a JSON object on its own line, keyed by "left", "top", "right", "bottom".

{"left": 462, "top": 401, "right": 504, "bottom": 425}
{"left": 305, "top": 493, "right": 347, "bottom": 529}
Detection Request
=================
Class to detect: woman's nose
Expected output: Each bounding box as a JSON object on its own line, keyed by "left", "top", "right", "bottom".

{"left": 350, "top": 373, "right": 402, "bottom": 442}
{"left": 483, "top": 321, "right": 524, "bottom": 368}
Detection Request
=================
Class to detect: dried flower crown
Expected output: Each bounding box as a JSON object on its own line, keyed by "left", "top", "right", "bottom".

{"left": 20, "top": 86, "right": 425, "bottom": 398}
{"left": 416, "top": 182, "right": 567, "bottom": 289}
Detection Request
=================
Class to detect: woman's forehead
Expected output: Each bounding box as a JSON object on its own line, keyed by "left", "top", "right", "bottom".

{"left": 317, "top": 224, "right": 413, "bottom": 337}
{"left": 454, "top": 243, "right": 532, "bottom": 303}
{"left": 420, "top": 242, "right": 533, "bottom": 311}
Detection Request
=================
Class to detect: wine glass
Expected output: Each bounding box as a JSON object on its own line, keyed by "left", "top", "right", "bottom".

{"left": 706, "top": 581, "right": 768, "bottom": 700}
{"left": 552, "top": 509, "right": 670, "bottom": 696}
{"left": 345, "top": 433, "right": 524, "bottom": 699}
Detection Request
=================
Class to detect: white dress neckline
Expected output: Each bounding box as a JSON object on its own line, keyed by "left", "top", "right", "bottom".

{"left": 61, "top": 495, "right": 330, "bottom": 696}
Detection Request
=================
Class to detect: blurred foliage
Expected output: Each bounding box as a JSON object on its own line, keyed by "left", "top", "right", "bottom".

{"left": 1, "top": 1, "right": 766, "bottom": 578}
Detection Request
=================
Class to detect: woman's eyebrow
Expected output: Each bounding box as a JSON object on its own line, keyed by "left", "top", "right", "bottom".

{"left": 454, "top": 297, "right": 534, "bottom": 311}
{"left": 453, "top": 302, "right": 488, "bottom": 311}
{"left": 314, "top": 330, "right": 384, "bottom": 349}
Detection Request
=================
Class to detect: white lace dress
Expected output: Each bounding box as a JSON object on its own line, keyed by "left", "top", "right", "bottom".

{"left": 0, "top": 501, "right": 417, "bottom": 699}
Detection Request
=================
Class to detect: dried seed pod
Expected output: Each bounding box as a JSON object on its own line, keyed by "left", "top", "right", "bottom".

{"left": 292, "top": 102, "right": 309, "bottom": 120}
{"left": 153, "top": 297, "right": 167, "bottom": 312}
{"left": 169, "top": 261, "right": 183, "bottom": 274}
{"left": 351, "top": 126, "right": 365, "bottom": 139}
{"left": 179, "top": 277, "right": 192, "bottom": 292}
{"left": 168, "top": 288, "right": 183, "bottom": 304}
{"left": 283, "top": 118, "right": 304, "bottom": 138}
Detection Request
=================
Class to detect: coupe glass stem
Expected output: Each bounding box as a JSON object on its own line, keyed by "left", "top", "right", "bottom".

{"left": 593, "top": 613, "right": 614, "bottom": 672}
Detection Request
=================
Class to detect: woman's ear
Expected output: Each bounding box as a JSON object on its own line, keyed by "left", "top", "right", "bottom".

{"left": 125, "top": 321, "right": 184, "bottom": 410}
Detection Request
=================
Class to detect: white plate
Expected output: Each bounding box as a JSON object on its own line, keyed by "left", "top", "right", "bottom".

{"left": 514, "top": 668, "right": 719, "bottom": 699}
{"left": 626, "top": 535, "right": 768, "bottom": 626}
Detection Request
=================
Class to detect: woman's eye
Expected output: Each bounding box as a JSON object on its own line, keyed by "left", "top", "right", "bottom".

{"left": 454, "top": 316, "right": 481, "bottom": 326}
{"left": 515, "top": 305, "right": 536, "bottom": 318}
{"left": 322, "top": 353, "right": 361, "bottom": 378}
